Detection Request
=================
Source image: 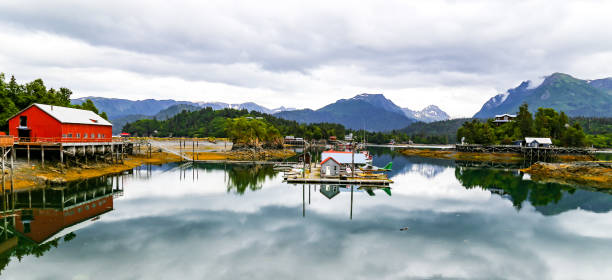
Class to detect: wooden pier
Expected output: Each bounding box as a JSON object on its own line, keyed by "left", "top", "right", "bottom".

{"left": 283, "top": 163, "right": 393, "bottom": 186}
{"left": 456, "top": 144, "right": 594, "bottom": 161}
{"left": 11, "top": 138, "right": 149, "bottom": 168}
{"left": 285, "top": 177, "right": 392, "bottom": 185}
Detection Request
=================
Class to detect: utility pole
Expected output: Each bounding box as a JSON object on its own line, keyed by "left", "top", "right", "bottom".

{"left": 351, "top": 139, "right": 355, "bottom": 179}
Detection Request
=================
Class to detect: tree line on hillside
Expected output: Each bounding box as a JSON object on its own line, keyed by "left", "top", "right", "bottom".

{"left": 571, "top": 117, "right": 612, "bottom": 148}
{"left": 122, "top": 107, "right": 348, "bottom": 140}
{"left": 0, "top": 73, "right": 107, "bottom": 131}
{"left": 457, "top": 104, "right": 587, "bottom": 147}
{"left": 122, "top": 104, "right": 612, "bottom": 147}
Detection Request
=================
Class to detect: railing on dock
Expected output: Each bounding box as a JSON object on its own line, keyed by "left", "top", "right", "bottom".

{"left": 14, "top": 137, "right": 122, "bottom": 144}
{"left": 0, "top": 135, "right": 13, "bottom": 147}
{"left": 456, "top": 144, "right": 594, "bottom": 162}
{"left": 456, "top": 144, "right": 594, "bottom": 155}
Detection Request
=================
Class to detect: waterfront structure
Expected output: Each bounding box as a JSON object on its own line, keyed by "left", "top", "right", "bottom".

{"left": 321, "top": 150, "right": 368, "bottom": 165}
{"left": 8, "top": 103, "right": 112, "bottom": 142}
{"left": 284, "top": 135, "right": 305, "bottom": 145}
{"left": 320, "top": 157, "right": 341, "bottom": 177}
{"left": 525, "top": 137, "right": 552, "bottom": 148}
{"left": 493, "top": 114, "right": 517, "bottom": 126}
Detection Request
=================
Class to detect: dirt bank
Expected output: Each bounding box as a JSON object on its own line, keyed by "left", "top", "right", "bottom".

{"left": 11, "top": 152, "right": 182, "bottom": 190}
{"left": 400, "top": 149, "right": 524, "bottom": 163}
{"left": 521, "top": 161, "right": 612, "bottom": 188}
{"left": 185, "top": 149, "right": 296, "bottom": 161}
{"left": 400, "top": 149, "right": 595, "bottom": 163}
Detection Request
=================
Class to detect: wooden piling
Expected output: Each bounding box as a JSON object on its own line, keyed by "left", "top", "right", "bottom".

{"left": 1, "top": 147, "right": 5, "bottom": 205}
{"left": 10, "top": 147, "right": 14, "bottom": 194}
{"left": 59, "top": 143, "right": 64, "bottom": 171}
{"left": 41, "top": 144, "right": 45, "bottom": 168}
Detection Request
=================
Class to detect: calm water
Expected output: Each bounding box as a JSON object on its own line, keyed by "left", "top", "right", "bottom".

{"left": 2, "top": 148, "right": 612, "bottom": 280}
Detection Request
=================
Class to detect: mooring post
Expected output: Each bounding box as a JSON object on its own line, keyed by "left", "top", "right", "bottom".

{"left": 41, "top": 144, "right": 45, "bottom": 168}
{"left": 59, "top": 143, "right": 64, "bottom": 171}
{"left": 192, "top": 139, "right": 195, "bottom": 162}
{"left": 27, "top": 144, "right": 30, "bottom": 165}
{"left": 10, "top": 146, "right": 15, "bottom": 194}
{"left": 196, "top": 140, "right": 199, "bottom": 160}
{"left": 350, "top": 183, "right": 354, "bottom": 220}
{"left": 1, "top": 147, "right": 5, "bottom": 203}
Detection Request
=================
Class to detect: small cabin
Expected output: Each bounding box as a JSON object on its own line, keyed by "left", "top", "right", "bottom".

{"left": 321, "top": 150, "right": 368, "bottom": 165}
{"left": 8, "top": 103, "right": 112, "bottom": 143}
{"left": 493, "top": 114, "right": 517, "bottom": 126}
{"left": 525, "top": 137, "right": 552, "bottom": 148}
{"left": 320, "top": 157, "right": 341, "bottom": 177}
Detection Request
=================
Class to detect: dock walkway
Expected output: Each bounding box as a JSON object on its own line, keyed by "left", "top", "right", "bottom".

{"left": 285, "top": 177, "right": 392, "bottom": 185}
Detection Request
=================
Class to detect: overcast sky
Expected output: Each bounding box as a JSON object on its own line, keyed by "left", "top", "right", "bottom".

{"left": 1, "top": 0, "right": 612, "bottom": 117}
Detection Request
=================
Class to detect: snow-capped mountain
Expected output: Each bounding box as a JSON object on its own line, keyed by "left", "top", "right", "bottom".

{"left": 402, "top": 105, "right": 450, "bottom": 123}
{"left": 474, "top": 73, "right": 612, "bottom": 118}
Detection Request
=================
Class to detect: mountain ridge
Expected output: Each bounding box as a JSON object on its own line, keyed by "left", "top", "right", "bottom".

{"left": 474, "top": 73, "right": 612, "bottom": 118}
{"left": 274, "top": 93, "right": 417, "bottom": 131}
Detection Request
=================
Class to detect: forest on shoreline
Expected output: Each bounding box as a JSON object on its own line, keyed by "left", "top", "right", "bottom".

{"left": 0, "top": 73, "right": 107, "bottom": 131}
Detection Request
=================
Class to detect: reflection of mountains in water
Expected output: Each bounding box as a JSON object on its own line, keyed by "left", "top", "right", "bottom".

{"left": 455, "top": 167, "right": 612, "bottom": 215}
{"left": 368, "top": 147, "right": 453, "bottom": 178}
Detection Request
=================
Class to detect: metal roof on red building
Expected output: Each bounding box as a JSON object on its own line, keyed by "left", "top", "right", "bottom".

{"left": 10, "top": 103, "right": 112, "bottom": 126}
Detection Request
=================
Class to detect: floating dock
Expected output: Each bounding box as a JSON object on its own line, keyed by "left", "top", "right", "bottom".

{"left": 285, "top": 176, "right": 392, "bottom": 185}
{"left": 283, "top": 164, "right": 393, "bottom": 186}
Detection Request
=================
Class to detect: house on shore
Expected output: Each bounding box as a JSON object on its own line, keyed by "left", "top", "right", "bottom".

{"left": 493, "top": 114, "right": 517, "bottom": 126}
{"left": 525, "top": 137, "right": 552, "bottom": 148}
{"left": 321, "top": 150, "right": 367, "bottom": 165}
{"left": 8, "top": 103, "right": 112, "bottom": 142}
{"left": 321, "top": 157, "right": 341, "bottom": 177}
{"left": 320, "top": 150, "right": 368, "bottom": 177}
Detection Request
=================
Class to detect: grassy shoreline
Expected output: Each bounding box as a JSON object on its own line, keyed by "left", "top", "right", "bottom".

{"left": 12, "top": 152, "right": 183, "bottom": 190}
{"left": 522, "top": 162, "right": 612, "bottom": 189}
{"left": 400, "top": 148, "right": 595, "bottom": 163}
{"left": 11, "top": 149, "right": 296, "bottom": 191}
{"left": 400, "top": 148, "right": 610, "bottom": 188}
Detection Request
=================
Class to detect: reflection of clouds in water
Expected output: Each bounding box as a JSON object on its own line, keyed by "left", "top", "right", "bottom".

{"left": 371, "top": 150, "right": 452, "bottom": 179}
{"left": 554, "top": 210, "right": 612, "bottom": 239}
{"left": 6, "top": 157, "right": 612, "bottom": 279}
{"left": 6, "top": 204, "right": 612, "bottom": 280}
{"left": 408, "top": 163, "right": 448, "bottom": 179}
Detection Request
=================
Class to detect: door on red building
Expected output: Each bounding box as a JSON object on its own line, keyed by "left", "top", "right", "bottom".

{"left": 18, "top": 128, "right": 30, "bottom": 138}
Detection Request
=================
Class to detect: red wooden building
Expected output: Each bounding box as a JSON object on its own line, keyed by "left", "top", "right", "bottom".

{"left": 8, "top": 103, "right": 112, "bottom": 143}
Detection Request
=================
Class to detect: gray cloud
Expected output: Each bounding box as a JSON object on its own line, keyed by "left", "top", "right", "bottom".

{"left": 1, "top": 0, "right": 612, "bottom": 116}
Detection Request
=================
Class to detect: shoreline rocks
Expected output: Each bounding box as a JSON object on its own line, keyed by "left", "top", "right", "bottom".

{"left": 522, "top": 161, "right": 612, "bottom": 188}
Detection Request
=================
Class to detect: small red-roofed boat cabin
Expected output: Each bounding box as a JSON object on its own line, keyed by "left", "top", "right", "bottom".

{"left": 8, "top": 103, "right": 112, "bottom": 143}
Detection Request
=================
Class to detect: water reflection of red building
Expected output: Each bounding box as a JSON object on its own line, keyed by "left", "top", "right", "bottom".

{"left": 14, "top": 195, "right": 114, "bottom": 244}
